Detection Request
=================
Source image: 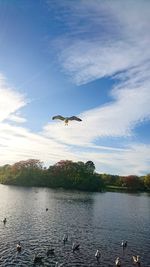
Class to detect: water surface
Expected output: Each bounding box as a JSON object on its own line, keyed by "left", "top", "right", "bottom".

{"left": 0, "top": 185, "right": 150, "bottom": 266}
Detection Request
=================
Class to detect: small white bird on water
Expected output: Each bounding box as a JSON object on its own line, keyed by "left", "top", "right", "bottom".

{"left": 16, "top": 241, "right": 21, "bottom": 252}
{"left": 121, "top": 240, "right": 127, "bottom": 249}
{"left": 115, "top": 257, "right": 121, "bottom": 266}
{"left": 95, "top": 249, "right": 101, "bottom": 262}
{"left": 132, "top": 255, "right": 140, "bottom": 265}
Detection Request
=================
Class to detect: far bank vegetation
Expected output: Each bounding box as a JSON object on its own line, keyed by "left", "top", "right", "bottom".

{"left": 0, "top": 159, "right": 149, "bottom": 192}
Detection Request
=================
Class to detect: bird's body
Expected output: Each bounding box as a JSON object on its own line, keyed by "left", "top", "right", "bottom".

{"left": 132, "top": 255, "right": 140, "bottom": 265}
{"left": 95, "top": 249, "right": 101, "bottom": 262}
{"left": 63, "top": 234, "right": 68, "bottom": 243}
{"left": 72, "top": 242, "right": 80, "bottom": 252}
{"left": 16, "top": 242, "right": 21, "bottom": 252}
{"left": 3, "top": 218, "right": 7, "bottom": 224}
{"left": 115, "top": 257, "right": 121, "bottom": 266}
{"left": 124, "top": 241, "right": 127, "bottom": 247}
{"left": 52, "top": 115, "right": 82, "bottom": 125}
{"left": 121, "top": 240, "right": 127, "bottom": 249}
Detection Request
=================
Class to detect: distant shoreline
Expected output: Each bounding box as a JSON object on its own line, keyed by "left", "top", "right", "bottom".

{"left": 0, "top": 182, "right": 149, "bottom": 194}
{"left": 106, "top": 185, "right": 150, "bottom": 193}
{"left": 0, "top": 159, "right": 149, "bottom": 193}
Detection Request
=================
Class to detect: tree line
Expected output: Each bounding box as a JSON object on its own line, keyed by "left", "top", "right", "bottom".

{"left": 0, "top": 159, "right": 149, "bottom": 192}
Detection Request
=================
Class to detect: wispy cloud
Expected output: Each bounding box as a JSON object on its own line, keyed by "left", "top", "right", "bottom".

{"left": 78, "top": 143, "right": 150, "bottom": 175}
{"left": 8, "top": 114, "right": 27, "bottom": 123}
{"left": 51, "top": 0, "right": 150, "bottom": 84}
{"left": 59, "top": 40, "right": 149, "bottom": 85}
{"left": 0, "top": 121, "right": 79, "bottom": 166}
{"left": 0, "top": 73, "right": 27, "bottom": 123}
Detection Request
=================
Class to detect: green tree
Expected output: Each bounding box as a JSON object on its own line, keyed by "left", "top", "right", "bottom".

{"left": 144, "top": 174, "right": 150, "bottom": 190}
{"left": 120, "top": 175, "right": 141, "bottom": 190}
{"left": 85, "top": 161, "right": 95, "bottom": 174}
{"left": 10, "top": 159, "right": 44, "bottom": 186}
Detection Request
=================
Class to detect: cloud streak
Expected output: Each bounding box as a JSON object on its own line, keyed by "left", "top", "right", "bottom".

{"left": 0, "top": 73, "right": 27, "bottom": 123}
{"left": 50, "top": 1, "right": 149, "bottom": 84}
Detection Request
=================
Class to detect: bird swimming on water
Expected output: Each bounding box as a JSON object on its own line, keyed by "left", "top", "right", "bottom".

{"left": 121, "top": 240, "right": 127, "bottom": 249}
{"left": 3, "top": 218, "right": 7, "bottom": 224}
{"left": 132, "top": 255, "right": 141, "bottom": 265}
{"left": 52, "top": 115, "right": 82, "bottom": 125}
{"left": 16, "top": 242, "right": 21, "bottom": 252}
{"left": 115, "top": 257, "right": 121, "bottom": 266}
{"left": 95, "top": 249, "right": 101, "bottom": 262}
{"left": 72, "top": 242, "right": 80, "bottom": 252}
{"left": 63, "top": 234, "right": 68, "bottom": 243}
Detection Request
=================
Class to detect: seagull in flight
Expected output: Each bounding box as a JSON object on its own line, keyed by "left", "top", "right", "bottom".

{"left": 52, "top": 115, "right": 82, "bottom": 125}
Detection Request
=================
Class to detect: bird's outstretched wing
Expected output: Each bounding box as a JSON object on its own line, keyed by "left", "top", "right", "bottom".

{"left": 68, "top": 116, "right": 82, "bottom": 122}
{"left": 52, "top": 115, "right": 65, "bottom": 121}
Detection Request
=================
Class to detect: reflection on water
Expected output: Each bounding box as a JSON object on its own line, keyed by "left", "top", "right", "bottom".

{"left": 0, "top": 185, "right": 150, "bottom": 266}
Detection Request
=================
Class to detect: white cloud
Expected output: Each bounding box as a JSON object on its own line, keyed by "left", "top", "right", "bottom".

{"left": 0, "top": 74, "right": 27, "bottom": 122}
{"left": 59, "top": 40, "right": 149, "bottom": 85}
{"left": 52, "top": 0, "right": 150, "bottom": 85}
{"left": 77, "top": 143, "right": 150, "bottom": 175}
{"left": 8, "top": 114, "right": 27, "bottom": 123}
{"left": 0, "top": 122, "right": 77, "bottom": 166}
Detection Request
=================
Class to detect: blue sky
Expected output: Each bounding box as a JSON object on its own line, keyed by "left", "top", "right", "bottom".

{"left": 0, "top": 0, "right": 150, "bottom": 175}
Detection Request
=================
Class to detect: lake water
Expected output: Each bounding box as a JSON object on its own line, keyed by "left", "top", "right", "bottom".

{"left": 0, "top": 185, "right": 149, "bottom": 267}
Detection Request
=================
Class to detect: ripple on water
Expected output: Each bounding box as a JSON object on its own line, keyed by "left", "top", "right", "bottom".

{"left": 0, "top": 186, "right": 150, "bottom": 266}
